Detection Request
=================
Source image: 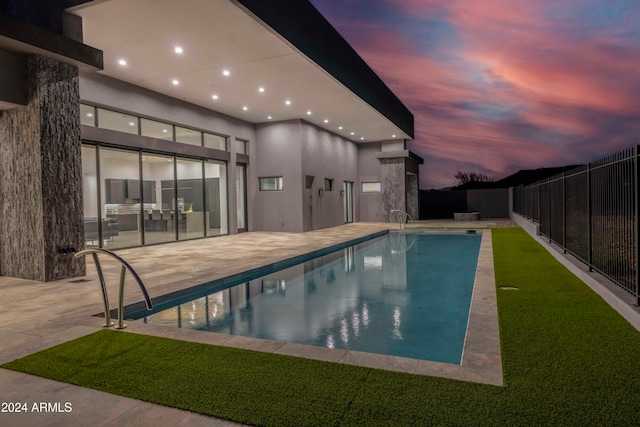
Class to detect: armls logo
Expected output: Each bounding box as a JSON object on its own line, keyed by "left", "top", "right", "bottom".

{"left": 31, "top": 402, "right": 72, "bottom": 413}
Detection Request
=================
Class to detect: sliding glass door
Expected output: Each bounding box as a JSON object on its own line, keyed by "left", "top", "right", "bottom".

{"left": 81, "top": 145, "right": 99, "bottom": 249}
{"left": 177, "top": 157, "right": 204, "bottom": 240}
{"left": 205, "top": 161, "right": 228, "bottom": 236}
{"left": 82, "top": 143, "right": 229, "bottom": 248}
{"left": 100, "top": 148, "right": 142, "bottom": 249}
{"left": 142, "top": 153, "right": 175, "bottom": 245}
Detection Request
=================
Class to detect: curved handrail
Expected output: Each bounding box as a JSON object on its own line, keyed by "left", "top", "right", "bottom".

{"left": 75, "top": 248, "right": 153, "bottom": 329}
{"left": 390, "top": 209, "right": 415, "bottom": 229}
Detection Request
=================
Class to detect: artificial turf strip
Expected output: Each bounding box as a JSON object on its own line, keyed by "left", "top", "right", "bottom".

{"left": 4, "top": 228, "right": 640, "bottom": 425}
{"left": 3, "top": 331, "right": 370, "bottom": 426}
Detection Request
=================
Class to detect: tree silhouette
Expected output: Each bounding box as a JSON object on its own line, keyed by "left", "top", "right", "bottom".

{"left": 454, "top": 171, "right": 493, "bottom": 186}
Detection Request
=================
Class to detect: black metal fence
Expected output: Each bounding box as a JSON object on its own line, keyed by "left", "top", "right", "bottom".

{"left": 513, "top": 146, "right": 639, "bottom": 304}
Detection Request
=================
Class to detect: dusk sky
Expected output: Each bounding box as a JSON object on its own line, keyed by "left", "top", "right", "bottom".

{"left": 309, "top": 0, "right": 640, "bottom": 189}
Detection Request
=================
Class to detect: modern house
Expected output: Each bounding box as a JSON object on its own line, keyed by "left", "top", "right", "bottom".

{"left": 0, "top": 0, "right": 422, "bottom": 282}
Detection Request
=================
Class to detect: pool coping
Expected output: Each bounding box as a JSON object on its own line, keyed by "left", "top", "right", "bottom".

{"left": 123, "top": 230, "right": 503, "bottom": 386}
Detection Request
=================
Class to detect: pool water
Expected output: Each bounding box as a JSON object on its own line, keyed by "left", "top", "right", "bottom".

{"left": 141, "top": 232, "right": 482, "bottom": 364}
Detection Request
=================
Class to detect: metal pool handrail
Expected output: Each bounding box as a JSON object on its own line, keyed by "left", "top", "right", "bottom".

{"left": 74, "top": 248, "right": 153, "bottom": 329}
{"left": 390, "top": 209, "right": 414, "bottom": 229}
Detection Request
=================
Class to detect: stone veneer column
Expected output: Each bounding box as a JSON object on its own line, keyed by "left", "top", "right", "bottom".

{"left": 380, "top": 158, "right": 406, "bottom": 223}
{"left": 406, "top": 172, "right": 419, "bottom": 220}
{"left": 0, "top": 55, "right": 85, "bottom": 281}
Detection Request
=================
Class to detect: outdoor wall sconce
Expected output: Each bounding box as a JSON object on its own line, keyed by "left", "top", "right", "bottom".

{"left": 340, "top": 190, "right": 345, "bottom": 197}
{"left": 318, "top": 188, "right": 324, "bottom": 197}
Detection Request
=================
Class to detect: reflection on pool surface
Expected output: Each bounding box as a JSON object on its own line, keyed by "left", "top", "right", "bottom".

{"left": 142, "top": 232, "right": 482, "bottom": 364}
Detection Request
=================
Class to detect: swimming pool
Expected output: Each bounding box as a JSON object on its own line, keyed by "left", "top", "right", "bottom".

{"left": 135, "top": 231, "right": 482, "bottom": 365}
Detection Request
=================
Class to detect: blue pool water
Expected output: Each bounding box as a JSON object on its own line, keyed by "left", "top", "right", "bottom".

{"left": 139, "top": 232, "right": 482, "bottom": 364}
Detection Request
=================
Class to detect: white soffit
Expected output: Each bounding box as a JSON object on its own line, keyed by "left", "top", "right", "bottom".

{"left": 70, "top": 0, "right": 410, "bottom": 142}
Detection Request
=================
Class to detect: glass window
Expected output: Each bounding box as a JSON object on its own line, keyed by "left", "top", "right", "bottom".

{"left": 97, "top": 108, "right": 139, "bottom": 135}
{"left": 305, "top": 175, "right": 314, "bottom": 189}
{"left": 205, "top": 161, "right": 228, "bottom": 236}
{"left": 236, "top": 164, "right": 247, "bottom": 231}
{"left": 141, "top": 118, "right": 173, "bottom": 141}
{"left": 81, "top": 145, "right": 99, "bottom": 248}
{"left": 235, "top": 139, "right": 247, "bottom": 155}
{"left": 175, "top": 126, "right": 202, "bottom": 146}
{"left": 324, "top": 178, "right": 334, "bottom": 191}
{"left": 80, "top": 104, "right": 96, "bottom": 127}
{"left": 176, "top": 158, "right": 204, "bottom": 240}
{"left": 259, "top": 177, "right": 283, "bottom": 191}
{"left": 100, "top": 148, "right": 142, "bottom": 248}
{"left": 204, "top": 133, "right": 227, "bottom": 151}
{"left": 142, "top": 153, "right": 176, "bottom": 245}
{"left": 362, "top": 182, "right": 381, "bottom": 193}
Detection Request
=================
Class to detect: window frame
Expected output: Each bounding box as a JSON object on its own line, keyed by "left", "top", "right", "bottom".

{"left": 324, "top": 178, "right": 334, "bottom": 192}
{"left": 361, "top": 182, "right": 381, "bottom": 193}
{"left": 259, "top": 176, "right": 284, "bottom": 192}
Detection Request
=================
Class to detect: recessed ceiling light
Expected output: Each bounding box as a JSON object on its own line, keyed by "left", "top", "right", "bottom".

{"left": 174, "top": 46, "right": 183, "bottom": 54}
{"left": 222, "top": 69, "right": 230, "bottom": 77}
{"left": 118, "top": 59, "right": 127, "bottom": 66}
{"left": 86, "top": 113, "right": 93, "bottom": 117}
{"left": 172, "top": 79, "right": 179, "bottom": 86}
{"left": 258, "top": 87, "right": 265, "bottom": 93}
{"left": 167, "top": 159, "right": 172, "bottom": 162}
{"left": 338, "top": 126, "right": 343, "bottom": 130}
{"left": 360, "top": 137, "right": 364, "bottom": 140}
{"left": 392, "top": 134, "right": 396, "bottom": 138}
{"left": 128, "top": 122, "right": 135, "bottom": 126}
{"left": 323, "top": 119, "right": 329, "bottom": 123}
{"left": 242, "top": 106, "right": 248, "bottom": 111}
{"left": 350, "top": 132, "right": 355, "bottom": 135}
{"left": 212, "top": 94, "right": 219, "bottom": 100}
{"left": 267, "top": 116, "right": 272, "bottom": 120}
{"left": 306, "top": 111, "right": 312, "bottom": 115}
{"left": 285, "top": 100, "right": 291, "bottom": 105}
{"left": 162, "top": 129, "right": 168, "bottom": 133}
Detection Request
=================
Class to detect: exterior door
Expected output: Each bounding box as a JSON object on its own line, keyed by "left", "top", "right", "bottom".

{"left": 305, "top": 175, "right": 314, "bottom": 231}
{"left": 235, "top": 164, "right": 247, "bottom": 232}
{"left": 343, "top": 181, "right": 354, "bottom": 223}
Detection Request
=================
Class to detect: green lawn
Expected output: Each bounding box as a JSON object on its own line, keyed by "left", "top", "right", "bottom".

{"left": 4, "top": 228, "right": 640, "bottom": 425}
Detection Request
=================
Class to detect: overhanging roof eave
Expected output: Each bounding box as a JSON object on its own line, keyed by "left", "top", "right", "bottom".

{"left": 233, "top": 0, "right": 414, "bottom": 139}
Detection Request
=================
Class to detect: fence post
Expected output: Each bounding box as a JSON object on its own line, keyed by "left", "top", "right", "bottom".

{"left": 547, "top": 178, "right": 552, "bottom": 243}
{"left": 587, "top": 162, "right": 593, "bottom": 271}
{"left": 635, "top": 146, "right": 640, "bottom": 306}
{"left": 562, "top": 172, "right": 567, "bottom": 253}
{"left": 536, "top": 183, "right": 541, "bottom": 234}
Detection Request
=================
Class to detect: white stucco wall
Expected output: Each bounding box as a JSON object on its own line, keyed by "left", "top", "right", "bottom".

{"left": 357, "top": 142, "right": 383, "bottom": 222}
{"left": 301, "top": 121, "right": 359, "bottom": 230}
{"left": 253, "top": 120, "right": 304, "bottom": 232}
{"left": 253, "top": 120, "right": 361, "bottom": 232}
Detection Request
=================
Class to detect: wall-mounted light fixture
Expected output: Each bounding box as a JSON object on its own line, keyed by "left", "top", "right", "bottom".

{"left": 340, "top": 190, "right": 345, "bottom": 197}
{"left": 318, "top": 188, "right": 324, "bottom": 197}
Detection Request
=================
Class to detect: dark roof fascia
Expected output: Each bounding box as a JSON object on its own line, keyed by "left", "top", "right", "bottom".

{"left": 233, "top": 0, "right": 414, "bottom": 139}
{"left": 375, "top": 150, "right": 424, "bottom": 164}
{"left": 0, "top": 13, "right": 102, "bottom": 70}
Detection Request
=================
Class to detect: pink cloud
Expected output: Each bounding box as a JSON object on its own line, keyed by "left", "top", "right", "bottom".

{"left": 312, "top": 0, "right": 640, "bottom": 188}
